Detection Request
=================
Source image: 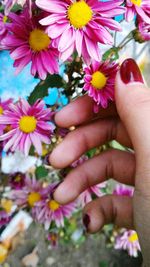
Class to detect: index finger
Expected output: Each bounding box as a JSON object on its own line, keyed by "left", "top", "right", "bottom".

{"left": 55, "top": 95, "right": 118, "bottom": 128}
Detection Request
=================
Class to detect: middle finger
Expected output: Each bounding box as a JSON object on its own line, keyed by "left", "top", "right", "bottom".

{"left": 50, "top": 118, "right": 132, "bottom": 168}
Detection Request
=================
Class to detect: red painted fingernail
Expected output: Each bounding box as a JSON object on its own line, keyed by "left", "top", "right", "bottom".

{"left": 120, "top": 58, "right": 144, "bottom": 84}
{"left": 83, "top": 214, "right": 90, "bottom": 231}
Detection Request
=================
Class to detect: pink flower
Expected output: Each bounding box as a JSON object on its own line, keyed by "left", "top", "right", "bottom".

{"left": 113, "top": 184, "right": 134, "bottom": 197}
{"left": 9, "top": 172, "right": 26, "bottom": 190}
{"left": 125, "top": 0, "right": 150, "bottom": 23}
{"left": 0, "top": 99, "right": 54, "bottom": 156}
{"left": 10, "top": 176, "right": 43, "bottom": 207}
{"left": 138, "top": 20, "right": 150, "bottom": 41}
{"left": 115, "top": 230, "right": 141, "bottom": 257}
{"left": 83, "top": 60, "right": 119, "bottom": 111}
{"left": 32, "top": 183, "right": 76, "bottom": 229}
{"left": 36, "top": 0, "right": 125, "bottom": 63}
{"left": 0, "top": 98, "right": 13, "bottom": 135}
{"left": 78, "top": 183, "right": 106, "bottom": 207}
{"left": 3, "top": 9, "right": 59, "bottom": 80}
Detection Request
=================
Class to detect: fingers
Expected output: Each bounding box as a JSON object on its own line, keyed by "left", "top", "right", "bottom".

{"left": 55, "top": 94, "right": 118, "bottom": 128}
{"left": 83, "top": 195, "right": 133, "bottom": 233}
{"left": 50, "top": 118, "right": 132, "bottom": 168}
{"left": 53, "top": 149, "right": 135, "bottom": 204}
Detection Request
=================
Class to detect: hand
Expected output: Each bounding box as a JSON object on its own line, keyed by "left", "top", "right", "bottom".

{"left": 50, "top": 59, "right": 150, "bottom": 266}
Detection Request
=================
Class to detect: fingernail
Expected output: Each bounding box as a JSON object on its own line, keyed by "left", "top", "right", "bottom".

{"left": 120, "top": 58, "right": 144, "bottom": 84}
{"left": 83, "top": 214, "right": 90, "bottom": 231}
{"left": 51, "top": 181, "right": 63, "bottom": 199}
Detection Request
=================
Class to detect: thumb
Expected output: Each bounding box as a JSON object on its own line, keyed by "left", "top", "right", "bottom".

{"left": 115, "top": 59, "right": 150, "bottom": 266}
{"left": 115, "top": 58, "right": 150, "bottom": 185}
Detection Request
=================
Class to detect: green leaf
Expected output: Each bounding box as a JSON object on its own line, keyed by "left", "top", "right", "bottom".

{"left": 28, "top": 74, "right": 64, "bottom": 104}
{"left": 35, "top": 166, "right": 48, "bottom": 179}
{"left": 99, "top": 261, "right": 109, "bottom": 267}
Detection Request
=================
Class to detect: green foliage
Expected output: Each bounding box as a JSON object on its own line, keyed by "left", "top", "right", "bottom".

{"left": 99, "top": 261, "right": 109, "bottom": 267}
{"left": 28, "top": 74, "right": 64, "bottom": 104}
{"left": 102, "top": 48, "right": 119, "bottom": 62}
{"left": 35, "top": 166, "right": 49, "bottom": 179}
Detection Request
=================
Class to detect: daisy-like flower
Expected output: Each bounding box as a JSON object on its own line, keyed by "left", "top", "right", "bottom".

{"left": 32, "top": 183, "right": 76, "bottom": 229}
{"left": 10, "top": 176, "right": 43, "bottom": 207}
{"left": 114, "top": 230, "right": 141, "bottom": 257}
{"left": 0, "top": 98, "right": 13, "bottom": 135}
{"left": 3, "top": 9, "right": 59, "bottom": 80}
{"left": 113, "top": 184, "right": 134, "bottom": 197}
{"left": 83, "top": 60, "right": 119, "bottom": 111}
{"left": 0, "top": 99, "right": 54, "bottom": 156}
{"left": 9, "top": 172, "right": 26, "bottom": 190}
{"left": 125, "top": 0, "right": 150, "bottom": 23}
{"left": 36, "top": 0, "right": 125, "bottom": 63}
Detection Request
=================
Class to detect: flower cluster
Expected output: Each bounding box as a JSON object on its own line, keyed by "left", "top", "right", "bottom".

{"left": 9, "top": 176, "right": 76, "bottom": 229}
{"left": 0, "top": 98, "right": 54, "bottom": 156}
{"left": 0, "top": 0, "right": 149, "bottom": 110}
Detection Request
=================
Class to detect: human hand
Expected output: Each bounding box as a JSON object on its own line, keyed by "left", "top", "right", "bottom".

{"left": 50, "top": 59, "right": 150, "bottom": 266}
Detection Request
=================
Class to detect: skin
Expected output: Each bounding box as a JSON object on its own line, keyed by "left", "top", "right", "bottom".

{"left": 50, "top": 70, "right": 150, "bottom": 266}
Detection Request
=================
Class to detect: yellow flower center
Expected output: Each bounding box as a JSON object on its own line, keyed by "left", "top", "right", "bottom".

{"left": 130, "top": 0, "right": 142, "bottom": 6}
{"left": 3, "top": 15, "right": 8, "bottom": 23}
{"left": 0, "top": 106, "right": 3, "bottom": 115}
{"left": 0, "top": 244, "right": 8, "bottom": 264}
{"left": 128, "top": 232, "right": 138, "bottom": 243}
{"left": 49, "top": 200, "right": 60, "bottom": 211}
{"left": 19, "top": 116, "right": 37, "bottom": 133}
{"left": 27, "top": 192, "right": 41, "bottom": 207}
{"left": 91, "top": 71, "right": 107, "bottom": 90}
{"left": 67, "top": 1, "right": 93, "bottom": 29}
{"left": 14, "top": 174, "right": 22, "bottom": 182}
{"left": 1, "top": 199, "right": 13, "bottom": 213}
{"left": 29, "top": 29, "right": 50, "bottom": 52}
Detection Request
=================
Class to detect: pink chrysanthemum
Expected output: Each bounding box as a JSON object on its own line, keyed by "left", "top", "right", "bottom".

{"left": 83, "top": 60, "right": 119, "bottom": 111}
{"left": 10, "top": 176, "right": 43, "bottom": 207}
{"left": 36, "top": 0, "right": 125, "bottom": 63}
{"left": 115, "top": 230, "right": 141, "bottom": 257}
{"left": 138, "top": 20, "right": 150, "bottom": 41}
{"left": 0, "top": 99, "right": 54, "bottom": 155}
{"left": 125, "top": 0, "right": 150, "bottom": 23}
{"left": 113, "top": 184, "right": 134, "bottom": 197}
{"left": 9, "top": 172, "right": 26, "bottom": 190}
{"left": 0, "top": 98, "right": 13, "bottom": 134}
{"left": 32, "top": 183, "right": 76, "bottom": 229}
{"left": 3, "top": 9, "right": 59, "bottom": 80}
